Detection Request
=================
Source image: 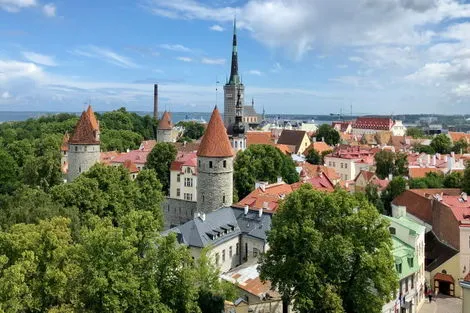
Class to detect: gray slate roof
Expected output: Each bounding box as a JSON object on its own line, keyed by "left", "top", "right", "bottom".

{"left": 243, "top": 105, "right": 260, "bottom": 117}
{"left": 166, "top": 207, "right": 271, "bottom": 248}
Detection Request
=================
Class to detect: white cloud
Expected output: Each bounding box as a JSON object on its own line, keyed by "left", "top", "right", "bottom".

{"left": 71, "top": 46, "right": 139, "bottom": 68}
{"left": 0, "top": 59, "right": 44, "bottom": 81}
{"left": 201, "top": 57, "right": 225, "bottom": 65}
{"left": 160, "top": 44, "right": 192, "bottom": 52}
{"left": 42, "top": 3, "right": 55, "bottom": 17}
{"left": 210, "top": 24, "right": 224, "bottom": 32}
{"left": 176, "top": 56, "right": 192, "bottom": 62}
{"left": 248, "top": 69, "right": 262, "bottom": 76}
{"left": 1, "top": 91, "right": 11, "bottom": 99}
{"left": 22, "top": 51, "right": 57, "bottom": 66}
{"left": 0, "top": 0, "right": 36, "bottom": 12}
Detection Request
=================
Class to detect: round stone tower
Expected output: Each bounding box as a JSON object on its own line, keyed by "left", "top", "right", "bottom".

{"left": 157, "top": 111, "right": 175, "bottom": 143}
{"left": 67, "top": 105, "right": 101, "bottom": 182}
{"left": 197, "top": 106, "right": 234, "bottom": 213}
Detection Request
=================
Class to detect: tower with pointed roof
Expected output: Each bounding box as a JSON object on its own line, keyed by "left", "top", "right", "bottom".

{"left": 197, "top": 106, "right": 234, "bottom": 213}
{"left": 157, "top": 111, "right": 176, "bottom": 143}
{"left": 67, "top": 106, "right": 101, "bottom": 182}
{"left": 230, "top": 89, "right": 247, "bottom": 152}
{"left": 224, "top": 18, "right": 245, "bottom": 129}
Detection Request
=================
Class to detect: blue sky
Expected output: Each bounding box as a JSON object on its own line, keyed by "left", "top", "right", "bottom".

{"left": 1, "top": 0, "right": 470, "bottom": 114}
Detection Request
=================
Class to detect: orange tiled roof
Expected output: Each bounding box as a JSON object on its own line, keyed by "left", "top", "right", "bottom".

{"left": 275, "top": 144, "right": 292, "bottom": 155}
{"left": 408, "top": 167, "right": 443, "bottom": 179}
{"left": 448, "top": 132, "right": 470, "bottom": 143}
{"left": 434, "top": 272, "right": 454, "bottom": 284}
{"left": 69, "top": 105, "right": 100, "bottom": 144}
{"left": 123, "top": 159, "right": 139, "bottom": 173}
{"left": 100, "top": 151, "right": 121, "bottom": 165}
{"left": 158, "top": 111, "right": 173, "bottom": 130}
{"left": 60, "top": 133, "right": 69, "bottom": 151}
{"left": 197, "top": 107, "right": 234, "bottom": 158}
{"left": 303, "top": 141, "right": 332, "bottom": 155}
{"left": 246, "top": 131, "right": 274, "bottom": 146}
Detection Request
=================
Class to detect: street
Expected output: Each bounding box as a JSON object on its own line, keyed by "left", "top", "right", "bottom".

{"left": 419, "top": 295, "right": 462, "bottom": 313}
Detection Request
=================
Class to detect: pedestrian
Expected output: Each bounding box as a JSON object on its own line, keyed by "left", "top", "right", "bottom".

{"left": 428, "top": 289, "right": 432, "bottom": 302}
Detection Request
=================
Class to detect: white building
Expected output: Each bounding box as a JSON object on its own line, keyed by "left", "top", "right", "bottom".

{"left": 324, "top": 147, "right": 375, "bottom": 181}
{"left": 352, "top": 117, "right": 406, "bottom": 137}
{"left": 169, "top": 152, "right": 198, "bottom": 202}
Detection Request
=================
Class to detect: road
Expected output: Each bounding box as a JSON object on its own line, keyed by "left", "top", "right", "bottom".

{"left": 419, "top": 295, "right": 462, "bottom": 313}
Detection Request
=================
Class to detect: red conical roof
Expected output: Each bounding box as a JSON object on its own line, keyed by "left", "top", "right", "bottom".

{"left": 197, "top": 107, "right": 234, "bottom": 158}
{"left": 69, "top": 105, "right": 100, "bottom": 144}
{"left": 158, "top": 111, "right": 173, "bottom": 130}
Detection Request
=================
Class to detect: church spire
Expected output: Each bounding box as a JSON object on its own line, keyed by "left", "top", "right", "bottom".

{"left": 228, "top": 17, "right": 240, "bottom": 85}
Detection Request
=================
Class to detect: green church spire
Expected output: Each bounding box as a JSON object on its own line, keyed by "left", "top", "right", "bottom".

{"left": 228, "top": 17, "right": 240, "bottom": 85}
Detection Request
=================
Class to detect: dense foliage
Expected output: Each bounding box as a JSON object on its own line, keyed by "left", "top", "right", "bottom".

{"left": 260, "top": 185, "right": 398, "bottom": 313}
{"left": 374, "top": 150, "right": 408, "bottom": 179}
{"left": 381, "top": 176, "right": 408, "bottom": 215}
{"left": 430, "top": 134, "right": 453, "bottom": 154}
{"left": 145, "top": 143, "right": 178, "bottom": 194}
{"left": 0, "top": 165, "right": 234, "bottom": 312}
{"left": 316, "top": 124, "right": 340, "bottom": 146}
{"left": 406, "top": 127, "right": 426, "bottom": 139}
{"left": 176, "top": 121, "right": 205, "bottom": 141}
{"left": 305, "top": 148, "right": 321, "bottom": 165}
{"left": 234, "top": 144, "right": 299, "bottom": 200}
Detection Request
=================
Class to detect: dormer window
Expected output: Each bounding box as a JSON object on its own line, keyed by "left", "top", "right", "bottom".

{"left": 389, "top": 227, "right": 396, "bottom": 235}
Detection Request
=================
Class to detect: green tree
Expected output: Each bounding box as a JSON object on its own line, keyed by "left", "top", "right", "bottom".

{"left": 381, "top": 176, "right": 408, "bottom": 215}
{"left": 316, "top": 124, "right": 340, "bottom": 146}
{"left": 443, "top": 171, "right": 463, "bottom": 188}
{"left": 305, "top": 149, "right": 321, "bottom": 165}
{"left": 0, "top": 148, "right": 20, "bottom": 195}
{"left": 463, "top": 163, "right": 470, "bottom": 194}
{"left": 234, "top": 144, "right": 299, "bottom": 199}
{"left": 394, "top": 152, "right": 409, "bottom": 177}
{"left": 101, "top": 129, "right": 143, "bottom": 152}
{"left": 452, "top": 139, "right": 469, "bottom": 154}
{"left": 413, "top": 144, "right": 435, "bottom": 154}
{"left": 145, "top": 142, "right": 178, "bottom": 194}
{"left": 430, "top": 134, "right": 452, "bottom": 154}
{"left": 374, "top": 150, "right": 395, "bottom": 179}
{"left": 0, "top": 217, "right": 80, "bottom": 312}
{"left": 177, "top": 121, "right": 205, "bottom": 140}
{"left": 22, "top": 150, "right": 63, "bottom": 191}
{"left": 260, "top": 185, "right": 397, "bottom": 313}
{"left": 406, "top": 127, "right": 426, "bottom": 139}
{"left": 365, "top": 183, "right": 385, "bottom": 214}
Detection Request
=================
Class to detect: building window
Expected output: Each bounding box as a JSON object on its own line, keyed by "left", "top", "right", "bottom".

{"left": 223, "top": 195, "right": 226, "bottom": 203}
{"left": 222, "top": 250, "right": 226, "bottom": 262}
{"left": 176, "top": 188, "right": 180, "bottom": 197}
{"left": 215, "top": 253, "right": 220, "bottom": 265}
{"left": 184, "top": 193, "right": 193, "bottom": 201}
{"left": 253, "top": 248, "right": 258, "bottom": 258}
{"left": 78, "top": 166, "right": 81, "bottom": 173}
{"left": 223, "top": 160, "right": 227, "bottom": 168}
{"left": 411, "top": 274, "right": 414, "bottom": 289}
{"left": 341, "top": 163, "right": 343, "bottom": 169}
{"left": 236, "top": 243, "right": 239, "bottom": 255}
{"left": 405, "top": 277, "right": 409, "bottom": 292}
{"left": 389, "top": 227, "right": 396, "bottom": 235}
{"left": 235, "top": 141, "right": 238, "bottom": 148}
{"left": 177, "top": 174, "right": 180, "bottom": 182}
{"left": 209, "top": 161, "right": 213, "bottom": 168}
{"left": 229, "top": 246, "right": 233, "bottom": 258}
{"left": 184, "top": 178, "right": 193, "bottom": 187}
{"left": 408, "top": 257, "right": 414, "bottom": 268}
{"left": 345, "top": 163, "right": 348, "bottom": 169}
{"left": 185, "top": 167, "right": 191, "bottom": 174}
{"left": 202, "top": 194, "right": 205, "bottom": 202}
{"left": 396, "top": 263, "right": 402, "bottom": 273}
{"left": 75, "top": 146, "right": 78, "bottom": 152}
{"left": 198, "top": 160, "right": 201, "bottom": 167}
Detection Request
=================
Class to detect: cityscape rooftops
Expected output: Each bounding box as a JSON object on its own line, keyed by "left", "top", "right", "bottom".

{"left": 352, "top": 117, "right": 394, "bottom": 130}
{"left": 111, "top": 149, "right": 150, "bottom": 165}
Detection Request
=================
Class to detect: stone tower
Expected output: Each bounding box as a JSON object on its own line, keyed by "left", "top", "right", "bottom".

{"left": 230, "top": 89, "right": 246, "bottom": 152}
{"left": 197, "top": 106, "right": 234, "bottom": 213}
{"left": 224, "top": 18, "right": 244, "bottom": 129}
{"left": 67, "top": 105, "right": 100, "bottom": 182}
{"left": 157, "top": 111, "right": 175, "bottom": 143}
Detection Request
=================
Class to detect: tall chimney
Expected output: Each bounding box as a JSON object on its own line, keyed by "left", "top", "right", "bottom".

{"left": 153, "top": 84, "right": 158, "bottom": 120}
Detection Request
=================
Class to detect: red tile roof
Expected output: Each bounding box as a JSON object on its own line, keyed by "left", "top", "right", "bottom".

{"left": 170, "top": 152, "right": 198, "bottom": 173}
{"left": 275, "top": 144, "right": 292, "bottom": 155}
{"left": 111, "top": 150, "right": 149, "bottom": 165}
{"left": 448, "top": 132, "right": 470, "bottom": 143}
{"left": 100, "top": 151, "right": 121, "bottom": 165}
{"left": 352, "top": 117, "right": 394, "bottom": 131}
{"left": 139, "top": 140, "right": 156, "bottom": 151}
{"left": 408, "top": 167, "right": 442, "bottom": 179}
{"left": 300, "top": 163, "right": 340, "bottom": 182}
{"left": 69, "top": 105, "right": 100, "bottom": 144}
{"left": 332, "top": 121, "right": 352, "bottom": 132}
{"left": 246, "top": 131, "right": 274, "bottom": 146}
{"left": 158, "top": 111, "right": 173, "bottom": 130}
{"left": 434, "top": 272, "right": 454, "bottom": 284}
{"left": 464, "top": 272, "right": 470, "bottom": 282}
{"left": 197, "top": 107, "right": 234, "bottom": 158}
{"left": 60, "top": 133, "right": 69, "bottom": 151}
{"left": 303, "top": 141, "right": 332, "bottom": 155}
{"left": 123, "top": 159, "right": 139, "bottom": 173}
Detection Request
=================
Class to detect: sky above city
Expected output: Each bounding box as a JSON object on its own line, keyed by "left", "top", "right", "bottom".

{"left": 1, "top": 0, "right": 470, "bottom": 114}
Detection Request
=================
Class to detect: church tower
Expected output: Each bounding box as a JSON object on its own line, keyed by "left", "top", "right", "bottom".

{"left": 230, "top": 89, "right": 247, "bottom": 152}
{"left": 224, "top": 18, "right": 244, "bottom": 129}
{"left": 197, "top": 106, "right": 234, "bottom": 213}
{"left": 67, "top": 105, "right": 101, "bottom": 182}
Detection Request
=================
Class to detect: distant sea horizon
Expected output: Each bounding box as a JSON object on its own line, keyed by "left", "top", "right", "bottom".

{"left": 0, "top": 111, "right": 333, "bottom": 124}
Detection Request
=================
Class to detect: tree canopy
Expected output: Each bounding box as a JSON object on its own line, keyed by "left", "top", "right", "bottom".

{"left": 234, "top": 144, "right": 299, "bottom": 200}
{"left": 145, "top": 142, "right": 177, "bottom": 195}
{"left": 316, "top": 124, "right": 340, "bottom": 146}
{"left": 381, "top": 176, "right": 408, "bottom": 215}
{"left": 305, "top": 148, "right": 321, "bottom": 165}
{"left": 406, "top": 127, "right": 426, "bottom": 139}
{"left": 374, "top": 151, "right": 408, "bottom": 179}
{"left": 177, "top": 121, "right": 205, "bottom": 141}
{"left": 260, "top": 185, "right": 398, "bottom": 313}
{"left": 430, "top": 134, "right": 452, "bottom": 154}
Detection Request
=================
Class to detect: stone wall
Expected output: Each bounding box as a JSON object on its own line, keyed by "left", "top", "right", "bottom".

{"left": 163, "top": 197, "right": 197, "bottom": 229}
{"left": 157, "top": 129, "right": 174, "bottom": 143}
{"left": 224, "top": 84, "right": 244, "bottom": 128}
{"left": 197, "top": 156, "right": 233, "bottom": 213}
{"left": 67, "top": 144, "right": 100, "bottom": 182}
